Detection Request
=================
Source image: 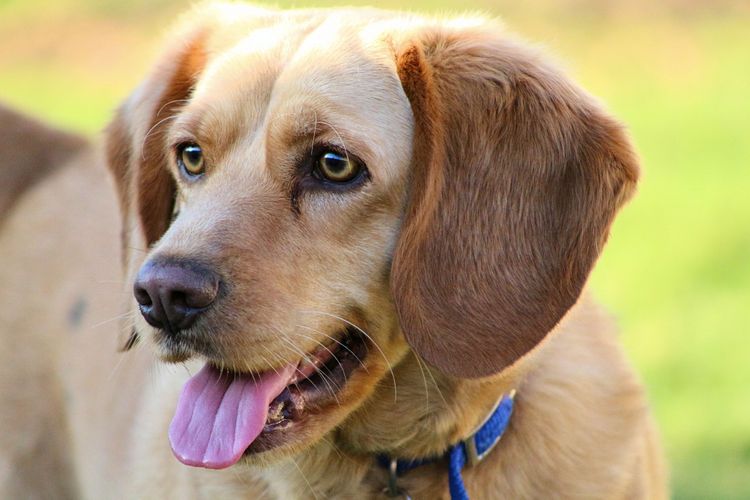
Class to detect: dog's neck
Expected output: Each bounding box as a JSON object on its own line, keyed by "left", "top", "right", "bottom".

{"left": 344, "top": 351, "right": 523, "bottom": 455}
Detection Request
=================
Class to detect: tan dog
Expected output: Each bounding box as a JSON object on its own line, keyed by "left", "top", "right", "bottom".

{"left": 0, "top": 4, "right": 666, "bottom": 498}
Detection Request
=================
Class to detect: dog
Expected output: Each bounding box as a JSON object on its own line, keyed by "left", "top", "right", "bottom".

{"left": 0, "top": 3, "right": 666, "bottom": 498}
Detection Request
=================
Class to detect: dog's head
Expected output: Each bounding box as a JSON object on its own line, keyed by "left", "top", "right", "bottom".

{"left": 106, "top": 4, "right": 638, "bottom": 469}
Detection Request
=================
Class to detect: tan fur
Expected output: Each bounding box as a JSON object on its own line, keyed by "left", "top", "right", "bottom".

{"left": 0, "top": 4, "right": 666, "bottom": 498}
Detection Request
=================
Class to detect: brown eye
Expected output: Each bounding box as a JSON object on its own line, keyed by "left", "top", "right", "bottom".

{"left": 315, "top": 151, "right": 361, "bottom": 183}
{"left": 177, "top": 143, "right": 204, "bottom": 177}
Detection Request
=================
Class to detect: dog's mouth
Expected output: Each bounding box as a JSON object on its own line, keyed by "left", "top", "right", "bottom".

{"left": 168, "top": 327, "right": 368, "bottom": 469}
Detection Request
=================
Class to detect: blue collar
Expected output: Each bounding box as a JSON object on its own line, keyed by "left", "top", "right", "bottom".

{"left": 377, "top": 390, "right": 515, "bottom": 499}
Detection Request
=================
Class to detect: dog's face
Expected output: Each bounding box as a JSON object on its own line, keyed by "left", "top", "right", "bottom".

{"left": 107, "top": 4, "right": 638, "bottom": 469}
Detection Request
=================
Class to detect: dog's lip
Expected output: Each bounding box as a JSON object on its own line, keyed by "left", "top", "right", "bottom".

{"left": 288, "top": 338, "right": 339, "bottom": 384}
{"left": 243, "top": 327, "right": 369, "bottom": 455}
{"left": 262, "top": 327, "right": 368, "bottom": 422}
{"left": 205, "top": 331, "right": 346, "bottom": 386}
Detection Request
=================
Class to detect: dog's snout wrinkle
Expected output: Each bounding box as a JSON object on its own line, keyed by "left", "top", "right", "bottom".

{"left": 134, "top": 258, "right": 220, "bottom": 334}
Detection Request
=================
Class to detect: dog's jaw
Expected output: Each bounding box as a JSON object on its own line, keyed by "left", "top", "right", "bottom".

{"left": 245, "top": 346, "right": 525, "bottom": 499}
{"left": 145, "top": 313, "right": 411, "bottom": 469}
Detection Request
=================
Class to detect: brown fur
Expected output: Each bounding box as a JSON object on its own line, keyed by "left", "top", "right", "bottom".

{"left": 0, "top": 4, "right": 666, "bottom": 498}
{"left": 0, "top": 104, "right": 87, "bottom": 226}
{"left": 392, "top": 33, "right": 638, "bottom": 377}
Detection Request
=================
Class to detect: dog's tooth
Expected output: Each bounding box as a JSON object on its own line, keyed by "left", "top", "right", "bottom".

{"left": 267, "top": 400, "right": 284, "bottom": 424}
{"left": 297, "top": 357, "right": 317, "bottom": 373}
{"left": 312, "top": 344, "right": 329, "bottom": 358}
{"left": 296, "top": 356, "right": 317, "bottom": 377}
{"left": 288, "top": 389, "right": 305, "bottom": 417}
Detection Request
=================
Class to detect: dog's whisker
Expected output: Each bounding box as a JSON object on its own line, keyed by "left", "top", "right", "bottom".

{"left": 420, "top": 356, "right": 448, "bottom": 407}
{"left": 258, "top": 346, "right": 284, "bottom": 379}
{"left": 289, "top": 456, "right": 321, "bottom": 500}
{"left": 412, "top": 350, "right": 431, "bottom": 411}
{"left": 89, "top": 310, "right": 136, "bottom": 330}
{"left": 292, "top": 354, "right": 342, "bottom": 407}
{"left": 318, "top": 435, "right": 347, "bottom": 462}
{"left": 263, "top": 330, "right": 311, "bottom": 396}
{"left": 140, "top": 115, "right": 179, "bottom": 161}
{"left": 155, "top": 98, "right": 191, "bottom": 118}
{"left": 411, "top": 351, "right": 448, "bottom": 408}
{"left": 258, "top": 350, "right": 299, "bottom": 401}
{"left": 319, "top": 436, "right": 343, "bottom": 459}
{"left": 247, "top": 363, "right": 259, "bottom": 385}
{"left": 230, "top": 466, "right": 253, "bottom": 490}
{"left": 316, "top": 119, "right": 349, "bottom": 163}
{"left": 108, "top": 344, "right": 132, "bottom": 381}
{"left": 310, "top": 110, "right": 318, "bottom": 156}
{"left": 302, "top": 359, "right": 343, "bottom": 407}
{"left": 276, "top": 335, "right": 341, "bottom": 406}
{"left": 293, "top": 347, "right": 345, "bottom": 406}
{"left": 299, "top": 310, "right": 398, "bottom": 403}
{"left": 296, "top": 324, "right": 369, "bottom": 374}
{"left": 273, "top": 327, "right": 328, "bottom": 390}
{"left": 288, "top": 329, "right": 347, "bottom": 383}
{"left": 274, "top": 334, "right": 326, "bottom": 396}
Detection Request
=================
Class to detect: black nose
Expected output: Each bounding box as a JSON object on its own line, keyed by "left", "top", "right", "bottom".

{"left": 133, "top": 259, "right": 220, "bottom": 334}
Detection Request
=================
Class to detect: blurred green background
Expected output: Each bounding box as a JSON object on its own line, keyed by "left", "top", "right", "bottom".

{"left": 1, "top": 0, "right": 748, "bottom": 497}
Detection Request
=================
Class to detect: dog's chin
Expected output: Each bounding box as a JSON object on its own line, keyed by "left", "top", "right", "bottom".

{"left": 156, "top": 326, "right": 376, "bottom": 466}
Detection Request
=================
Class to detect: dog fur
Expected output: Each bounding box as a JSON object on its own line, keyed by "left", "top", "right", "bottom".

{"left": 0, "top": 4, "right": 666, "bottom": 498}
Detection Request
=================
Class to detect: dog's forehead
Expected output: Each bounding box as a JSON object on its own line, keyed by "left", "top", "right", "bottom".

{"left": 185, "top": 10, "right": 413, "bottom": 179}
{"left": 185, "top": 18, "right": 311, "bottom": 137}
{"left": 266, "top": 16, "right": 411, "bottom": 153}
{"left": 276, "top": 17, "right": 403, "bottom": 105}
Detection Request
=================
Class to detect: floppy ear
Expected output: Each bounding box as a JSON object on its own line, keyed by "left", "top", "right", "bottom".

{"left": 106, "top": 32, "right": 206, "bottom": 252}
{"left": 392, "top": 25, "right": 639, "bottom": 378}
{"left": 105, "top": 24, "right": 208, "bottom": 349}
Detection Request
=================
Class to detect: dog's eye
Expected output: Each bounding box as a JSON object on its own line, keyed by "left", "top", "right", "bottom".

{"left": 314, "top": 151, "right": 361, "bottom": 183}
{"left": 177, "top": 143, "right": 205, "bottom": 177}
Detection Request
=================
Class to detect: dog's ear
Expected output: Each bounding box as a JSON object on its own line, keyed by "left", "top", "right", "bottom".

{"left": 391, "top": 25, "right": 639, "bottom": 378}
{"left": 106, "top": 30, "right": 206, "bottom": 255}
{"left": 105, "top": 22, "right": 208, "bottom": 349}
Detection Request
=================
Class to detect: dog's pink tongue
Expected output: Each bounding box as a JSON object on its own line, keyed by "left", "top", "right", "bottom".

{"left": 169, "top": 363, "right": 296, "bottom": 469}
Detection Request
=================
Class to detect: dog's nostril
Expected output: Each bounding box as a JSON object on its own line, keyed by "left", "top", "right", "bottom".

{"left": 181, "top": 287, "right": 217, "bottom": 310}
{"left": 134, "top": 285, "right": 153, "bottom": 307}
{"left": 169, "top": 290, "right": 188, "bottom": 308}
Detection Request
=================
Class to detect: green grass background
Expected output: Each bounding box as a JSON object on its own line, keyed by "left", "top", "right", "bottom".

{"left": 1, "top": 0, "right": 748, "bottom": 497}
